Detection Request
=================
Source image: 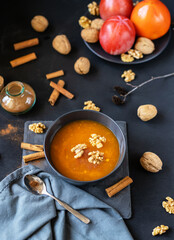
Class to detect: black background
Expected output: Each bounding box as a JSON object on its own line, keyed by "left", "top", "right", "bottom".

{"left": 0, "top": 0, "right": 174, "bottom": 239}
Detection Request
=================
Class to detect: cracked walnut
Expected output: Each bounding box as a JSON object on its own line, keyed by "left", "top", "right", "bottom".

{"left": 152, "top": 225, "right": 169, "bottom": 236}
{"left": 79, "top": 16, "right": 91, "bottom": 29}
{"left": 89, "top": 134, "right": 106, "bottom": 148}
{"left": 121, "top": 70, "right": 135, "bottom": 82}
{"left": 88, "top": 151, "right": 104, "bottom": 164}
{"left": 162, "top": 196, "right": 174, "bottom": 214}
{"left": 88, "top": 1, "right": 100, "bottom": 16}
{"left": 71, "top": 144, "right": 87, "bottom": 158}
{"left": 29, "top": 122, "right": 46, "bottom": 134}
{"left": 83, "top": 101, "right": 100, "bottom": 111}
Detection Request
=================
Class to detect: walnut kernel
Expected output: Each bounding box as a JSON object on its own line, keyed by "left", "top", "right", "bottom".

{"left": 134, "top": 37, "right": 155, "bottom": 55}
{"left": 52, "top": 35, "right": 71, "bottom": 55}
{"left": 88, "top": 151, "right": 104, "bottom": 164}
{"left": 81, "top": 28, "right": 99, "bottom": 43}
{"left": 152, "top": 225, "right": 169, "bottom": 236}
{"left": 88, "top": 1, "right": 100, "bottom": 16}
{"left": 140, "top": 152, "right": 163, "bottom": 173}
{"left": 74, "top": 57, "right": 90, "bottom": 75}
{"left": 31, "top": 15, "right": 49, "bottom": 32}
{"left": 91, "top": 18, "right": 104, "bottom": 30}
{"left": 128, "top": 49, "right": 143, "bottom": 59}
{"left": 71, "top": 144, "right": 87, "bottom": 159}
{"left": 79, "top": 16, "right": 91, "bottom": 29}
{"left": 29, "top": 122, "right": 46, "bottom": 134}
{"left": 121, "top": 70, "right": 135, "bottom": 82}
{"left": 83, "top": 101, "right": 100, "bottom": 111}
{"left": 121, "top": 53, "right": 134, "bottom": 62}
{"left": 162, "top": 197, "right": 174, "bottom": 214}
{"left": 137, "top": 104, "right": 157, "bottom": 121}
{"left": 89, "top": 134, "right": 106, "bottom": 148}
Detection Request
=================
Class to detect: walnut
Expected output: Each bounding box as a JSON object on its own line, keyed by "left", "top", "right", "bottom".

{"left": 140, "top": 152, "right": 163, "bottom": 173}
{"left": 91, "top": 18, "right": 104, "bottom": 30}
{"left": 133, "top": 1, "right": 139, "bottom": 6}
{"left": 0, "top": 75, "right": 4, "bottom": 91}
{"left": 89, "top": 134, "right": 106, "bottom": 148}
{"left": 31, "top": 15, "right": 49, "bottom": 32}
{"left": 29, "top": 122, "right": 46, "bottom": 134}
{"left": 162, "top": 197, "right": 174, "bottom": 214}
{"left": 128, "top": 49, "right": 143, "bottom": 59}
{"left": 134, "top": 37, "right": 155, "bottom": 55}
{"left": 137, "top": 104, "right": 157, "bottom": 121}
{"left": 81, "top": 28, "right": 99, "bottom": 43}
{"left": 52, "top": 35, "right": 71, "bottom": 55}
{"left": 71, "top": 144, "right": 87, "bottom": 158}
{"left": 79, "top": 16, "right": 91, "bottom": 29}
{"left": 121, "top": 70, "right": 135, "bottom": 82}
{"left": 88, "top": 151, "right": 104, "bottom": 164}
{"left": 152, "top": 225, "right": 169, "bottom": 236}
{"left": 88, "top": 1, "right": 100, "bottom": 16}
{"left": 74, "top": 57, "right": 90, "bottom": 75}
{"left": 83, "top": 101, "right": 100, "bottom": 111}
{"left": 121, "top": 53, "right": 134, "bottom": 62}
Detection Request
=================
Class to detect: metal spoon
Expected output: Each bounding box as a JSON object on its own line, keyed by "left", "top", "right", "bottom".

{"left": 24, "top": 174, "right": 90, "bottom": 224}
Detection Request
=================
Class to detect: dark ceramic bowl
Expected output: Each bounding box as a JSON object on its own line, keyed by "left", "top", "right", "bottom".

{"left": 44, "top": 110, "right": 126, "bottom": 185}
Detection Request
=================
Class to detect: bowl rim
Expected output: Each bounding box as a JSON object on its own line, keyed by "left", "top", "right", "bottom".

{"left": 44, "top": 109, "right": 126, "bottom": 184}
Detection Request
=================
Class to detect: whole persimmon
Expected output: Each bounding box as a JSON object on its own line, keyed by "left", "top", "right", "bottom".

{"left": 130, "top": 0, "right": 171, "bottom": 40}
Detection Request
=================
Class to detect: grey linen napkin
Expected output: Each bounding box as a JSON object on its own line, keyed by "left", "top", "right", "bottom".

{"left": 0, "top": 165, "right": 133, "bottom": 240}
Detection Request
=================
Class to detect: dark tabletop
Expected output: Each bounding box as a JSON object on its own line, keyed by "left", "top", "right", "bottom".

{"left": 0, "top": 0, "right": 174, "bottom": 239}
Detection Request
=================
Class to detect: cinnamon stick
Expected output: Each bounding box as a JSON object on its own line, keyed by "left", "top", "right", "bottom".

{"left": 105, "top": 176, "right": 133, "bottom": 198}
{"left": 21, "top": 142, "right": 43, "bottom": 152}
{"left": 23, "top": 151, "right": 45, "bottom": 163}
{"left": 13, "top": 38, "right": 39, "bottom": 51}
{"left": 50, "top": 81, "right": 74, "bottom": 99}
{"left": 10, "top": 52, "right": 37, "bottom": 68}
{"left": 46, "top": 70, "right": 64, "bottom": 80}
{"left": 49, "top": 79, "right": 65, "bottom": 106}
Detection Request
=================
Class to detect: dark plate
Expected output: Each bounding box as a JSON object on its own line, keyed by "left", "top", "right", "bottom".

{"left": 83, "top": 14, "right": 171, "bottom": 64}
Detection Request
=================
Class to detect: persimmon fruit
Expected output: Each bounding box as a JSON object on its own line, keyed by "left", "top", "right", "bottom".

{"left": 130, "top": 0, "right": 171, "bottom": 40}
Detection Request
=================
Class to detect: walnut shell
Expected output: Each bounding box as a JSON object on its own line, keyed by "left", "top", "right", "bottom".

{"left": 137, "top": 104, "right": 157, "bottom": 121}
{"left": 91, "top": 18, "right": 104, "bottom": 30}
{"left": 74, "top": 57, "right": 90, "bottom": 75}
{"left": 52, "top": 35, "right": 71, "bottom": 55}
{"left": 81, "top": 28, "right": 99, "bottom": 43}
{"left": 140, "top": 152, "right": 163, "bottom": 173}
{"left": 0, "top": 75, "right": 4, "bottom": 91}
{"left": 31, "top": 15, "right": 49, "bottom": 32}
{"left": 134, "top": 37, "right": 155, "bottom": 55}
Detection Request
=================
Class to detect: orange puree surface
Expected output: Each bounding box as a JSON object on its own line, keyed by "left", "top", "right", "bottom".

{"left": 50, "top": 120, "right": 120, "bottom": 181}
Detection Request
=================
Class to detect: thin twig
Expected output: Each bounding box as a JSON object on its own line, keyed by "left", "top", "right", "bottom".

{"left": 123, "top": 72, "right": 174, "bottom": 99}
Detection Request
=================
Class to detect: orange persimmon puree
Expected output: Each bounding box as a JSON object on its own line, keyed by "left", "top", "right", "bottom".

{"left": 50, "top": 120, "right": 120, "bottom": 181}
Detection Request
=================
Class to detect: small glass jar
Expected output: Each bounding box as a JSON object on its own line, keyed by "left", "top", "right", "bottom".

{"left": 0, "top": 81, "right": 36, "bottom": 114}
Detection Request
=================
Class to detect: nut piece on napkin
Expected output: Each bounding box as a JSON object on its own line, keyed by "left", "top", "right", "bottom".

{"left": 137, "top": 104, "right": 157, "bottom": 121}
{"left": 140, "top": 152, "right": 163, "bottom": 173}
{"left": 134, "top": 37, "right": 155, "bottom": 55}
{"left": 52, "top": 35, "right": 71, "bottom": 55}
{"left": 31, "top": 15, "right": 49, "bottom": 32}
{"left": 91, "top": 18, "right": 104, "bottom": 30}
{"left": 81, "top": 28, "right": 99, "bottom": 43}
{"left": 74, "top": 57, "right": 90, "bottom": 75}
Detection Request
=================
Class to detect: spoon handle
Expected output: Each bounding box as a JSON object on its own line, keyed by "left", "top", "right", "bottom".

{"left": 46, "top": 192, "right": 90, "bottom": 224}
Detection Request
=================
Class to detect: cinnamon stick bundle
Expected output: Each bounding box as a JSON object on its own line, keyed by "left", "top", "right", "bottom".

{"left": 23, "top": 151, "right": 45, "bottom": 163}
{"left": 10, "top": 52, "right": 37, "bottom": 68}
{"left": 13, "top": 38, "right": 39, "bottom": 51}
{"left": 105, "top": 176, "right": 133, "bottom": 198}
{"left": 46, "top": 70, "right": 64, "bottom": 80}
{"left": 50, "top": 81, "right": 74, "bottom": 99}
{"left": 49, "top": 79, "right": 65, "bottom": 106}
{"left": 21, "top": 142, "right": 43, "bottom": 152}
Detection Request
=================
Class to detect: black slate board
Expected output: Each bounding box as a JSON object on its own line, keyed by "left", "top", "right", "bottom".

{"left": 22, "top": 120, "right": 131, "bottom": 219}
